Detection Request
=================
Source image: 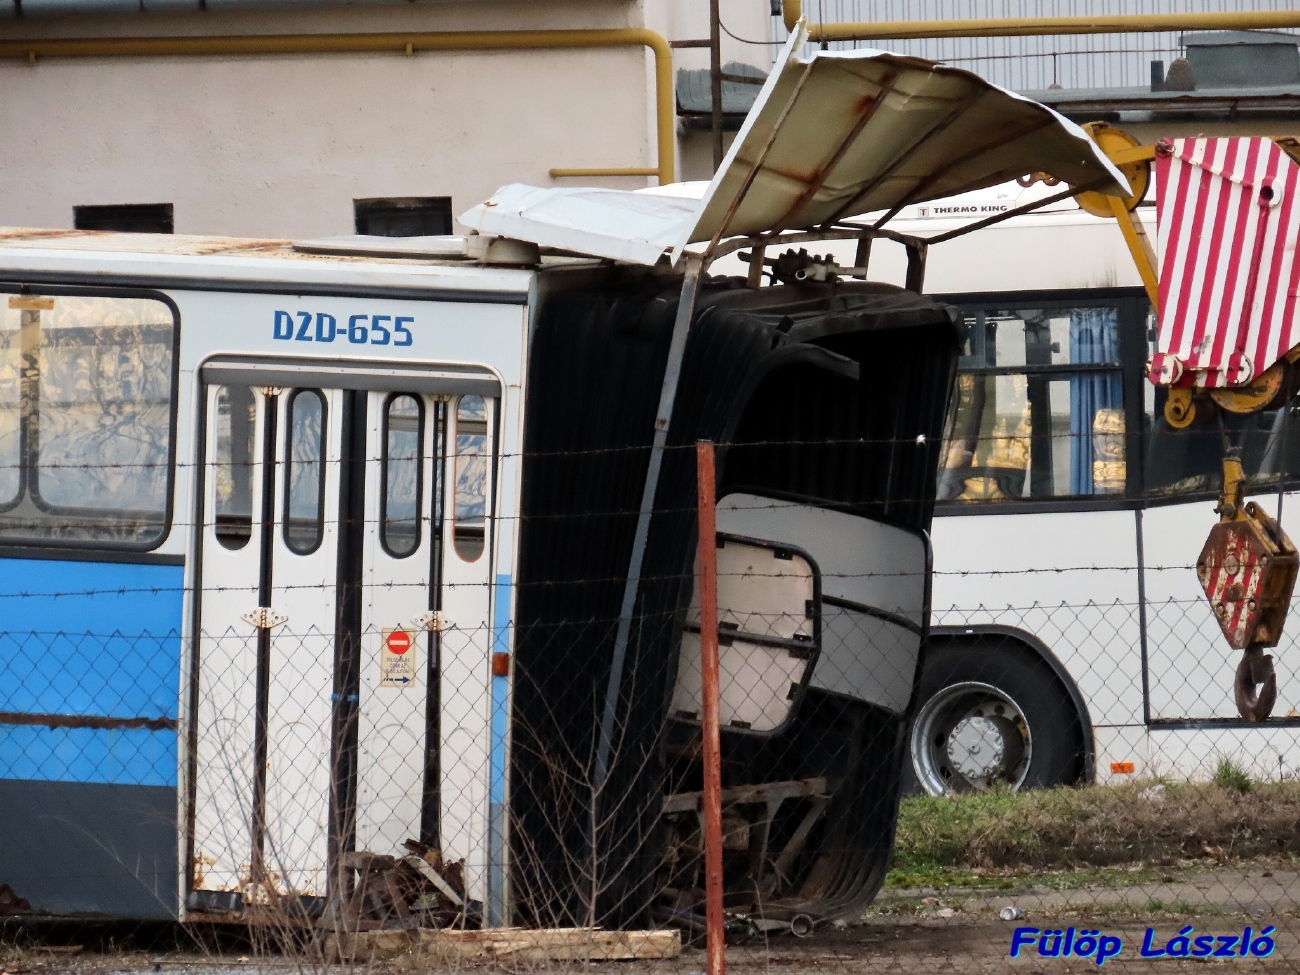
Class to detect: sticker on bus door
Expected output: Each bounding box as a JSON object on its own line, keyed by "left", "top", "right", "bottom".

{"left": 380, "top": 627, "right": 416, "bottom": 687}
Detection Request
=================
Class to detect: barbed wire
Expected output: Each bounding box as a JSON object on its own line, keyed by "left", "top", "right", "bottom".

{"left": 0, "top": 566, "right": 1242, "bottom": 603}
{"left": 0, "top": 427, "right": 1192, "bottom": 469}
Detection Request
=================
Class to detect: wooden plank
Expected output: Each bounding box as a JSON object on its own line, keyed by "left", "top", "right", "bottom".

{"left": 328, "top": 927, "right": 680, "bottom": 963}
{"left": 433, "top": 928, "right": 681, "bottom": 961}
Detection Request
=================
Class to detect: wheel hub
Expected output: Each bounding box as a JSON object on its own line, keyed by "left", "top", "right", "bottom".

{"left": 910, "top": 680, "right": 1033, "bottom": 795}
{"left": 946, "top": 715, "right": 1006, "bottom": 779}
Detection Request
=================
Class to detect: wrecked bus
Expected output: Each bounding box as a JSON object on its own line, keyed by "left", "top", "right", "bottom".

{"left": 0, "top": 25, "right": 1126, "bottom": 929}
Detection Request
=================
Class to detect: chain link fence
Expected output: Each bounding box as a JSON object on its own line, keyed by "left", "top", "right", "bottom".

{"left": 1, "top": 438, "right": 1300, "bottom": 973}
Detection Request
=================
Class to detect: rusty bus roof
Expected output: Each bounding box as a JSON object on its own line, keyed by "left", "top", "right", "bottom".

{"left": 0, "top": 227, "right": 538, "bottom": 297}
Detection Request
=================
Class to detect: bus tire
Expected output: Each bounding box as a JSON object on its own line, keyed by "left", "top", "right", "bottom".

{"left": 905, "top": 640, "right": 1085, "bottom": 795}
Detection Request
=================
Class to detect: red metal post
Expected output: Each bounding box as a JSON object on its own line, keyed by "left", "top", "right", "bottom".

{"left": 696, "top": 440, "right": 725, "bottom": 975}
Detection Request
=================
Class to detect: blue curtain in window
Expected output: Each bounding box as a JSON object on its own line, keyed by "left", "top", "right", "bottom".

{"left": 1069, "top": 308, "right": 1122, "bottom": 495}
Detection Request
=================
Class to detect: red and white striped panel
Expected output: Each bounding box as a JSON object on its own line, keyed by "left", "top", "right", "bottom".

{"left": 1153, "top": 137, "right": 1300, "bottom": 389}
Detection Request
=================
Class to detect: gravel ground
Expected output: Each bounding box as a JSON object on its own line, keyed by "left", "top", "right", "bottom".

{"left": 8, "top": 870, "right": 1300, "bottom": 975}
{"left": 877, "top": 866, "right": 1300, "bottom": 918}
{"left": 8, "top": 922, "right": 1300, "bottom": 975}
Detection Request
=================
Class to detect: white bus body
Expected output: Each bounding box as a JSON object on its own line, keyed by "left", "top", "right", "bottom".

{"left": 864, "top": 187, "right": 1300, "bottom": 791}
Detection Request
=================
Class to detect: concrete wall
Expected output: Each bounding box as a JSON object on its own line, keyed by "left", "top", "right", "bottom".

{"left": 0, "top": 0, "right": 662, "bottom": 237}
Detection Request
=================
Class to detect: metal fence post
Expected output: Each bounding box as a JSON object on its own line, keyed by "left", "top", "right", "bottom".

{"left": 696, "top": 439, "right": 725, "bottom": 975}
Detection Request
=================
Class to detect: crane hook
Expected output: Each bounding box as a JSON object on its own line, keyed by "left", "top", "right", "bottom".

{"left": 1234, "top": 646, "right": 1278, "bottom": 722}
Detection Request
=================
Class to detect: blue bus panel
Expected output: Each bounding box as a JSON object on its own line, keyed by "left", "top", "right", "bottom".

{"left": 0, "top": 556, "right": 184, "bottom": 917}
{"left": 0, "top": 556, "right": 183, "bottom": 787}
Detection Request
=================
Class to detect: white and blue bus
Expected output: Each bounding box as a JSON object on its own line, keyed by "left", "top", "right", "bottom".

{"left": 0, "top": 226, "right": 955, "bottom": 928}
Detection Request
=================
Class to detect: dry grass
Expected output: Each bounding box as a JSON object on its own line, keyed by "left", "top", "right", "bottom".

{"left": 892, "top": 778, "right": 1300, "bottom": 876}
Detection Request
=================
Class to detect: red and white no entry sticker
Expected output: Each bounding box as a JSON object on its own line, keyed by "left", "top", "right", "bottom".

{"left": 386, "top": 629, "right": 412, "bottom": 655}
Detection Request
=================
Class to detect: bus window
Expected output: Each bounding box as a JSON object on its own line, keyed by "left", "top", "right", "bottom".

{"left": 453, "top": 394, "right": 490, "bottom": 562}
{"left": 938, "top": 305, "right": 1124, "bottom": 502}
{"left": 0, "top": 318, "right": 18, "bottom": 509}
{"left": 381, "top": 393, "right": 423, "bottom": 558}
{"left": 284, "top": 389, "right": 326, "bottom": 555}
{"left": 214, "top": 385, "right": 256, "bottom": 550}
{"left": 1144, "top": 307, "right": 1300, "bottom": 496}
{"left": 0, "top": 292, "right": 175, "bottom": 547}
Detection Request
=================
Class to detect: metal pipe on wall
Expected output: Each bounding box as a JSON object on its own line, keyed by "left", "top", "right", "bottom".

{"left": 781, "top": 1, "right": 1300, "bottom": 42}
{"left": 0, "top": 27, "right": 676, "bottom": 184}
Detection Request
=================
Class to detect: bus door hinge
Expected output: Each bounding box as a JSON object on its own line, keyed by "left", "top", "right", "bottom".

{"left": 412, "top": 611, "right": 455, "bottom": 633}
{"left": 242, "top": 607, "right": 289, "bottom": 630}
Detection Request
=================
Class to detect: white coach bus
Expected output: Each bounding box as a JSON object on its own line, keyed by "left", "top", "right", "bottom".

{"left": 844, "top": 184, "right": 1300, "bottom": 795}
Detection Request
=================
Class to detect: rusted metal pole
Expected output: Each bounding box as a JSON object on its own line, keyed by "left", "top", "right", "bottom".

{"left": 709, "top": 0, "right": 724, "bottom": 170}
{"left": 696, "top": 440, "right": 725, "bottom": 975}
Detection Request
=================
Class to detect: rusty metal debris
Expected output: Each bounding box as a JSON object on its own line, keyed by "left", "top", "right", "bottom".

{"left": 337, "top": 840, "right": 467, "bottom": 930}
{"left": 657, "top": 777, "right": 835, "bottom": 929}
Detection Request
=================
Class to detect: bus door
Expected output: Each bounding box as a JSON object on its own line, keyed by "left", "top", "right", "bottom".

{"left": 186, "top": 360, "right": 497, "bottom": 913}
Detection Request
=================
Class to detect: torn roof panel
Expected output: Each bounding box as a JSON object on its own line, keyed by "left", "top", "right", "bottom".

{"left": 461, "top": 22, "right": 1129, "bottom": 267}
{"left": 464, "top": 183, "right": 698, "bottom": 267}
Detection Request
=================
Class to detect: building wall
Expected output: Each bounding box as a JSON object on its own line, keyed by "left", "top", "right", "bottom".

{"left": 8, "top": 0, "right": 1283, "bottom": 240}
{"left": 0, "top": 0, "right": 661, "bottom": 237}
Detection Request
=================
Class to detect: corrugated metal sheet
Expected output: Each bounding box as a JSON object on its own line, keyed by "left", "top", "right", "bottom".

{"left": 770, "top": 0, "right": 1299, "bottom": 90}
{"left": 677, "top": 61, "right": 767, "bottom": 116}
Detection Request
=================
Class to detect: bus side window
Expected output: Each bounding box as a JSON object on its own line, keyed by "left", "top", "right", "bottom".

{"left": 214, "top": 385, "right": 256, "bottom": 550}
{"left": 0, "top": 291, "right": 176, "bottom": 547}
{"left": 453, "top": 394, "right": 491, "bottom": 562}
{"left": 0, "top": 321, "right": 18, "bottom": 509}
{"left": 381, "top": 393, "right": 423, "bottom": 558}
{"left": 938, "top": 305, "right": 1125, "bottom": 502}
{"left": 284, "top": 389, "right": 326, "bottom": 555}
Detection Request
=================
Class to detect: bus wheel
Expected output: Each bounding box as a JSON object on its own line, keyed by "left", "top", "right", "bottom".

{"left": 908, "top": 643, "right": 1084, "bottom": 795}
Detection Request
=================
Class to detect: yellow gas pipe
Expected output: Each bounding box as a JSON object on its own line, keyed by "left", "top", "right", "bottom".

{"left": 0, "top": 27, "right": 675, "bottom": 184}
